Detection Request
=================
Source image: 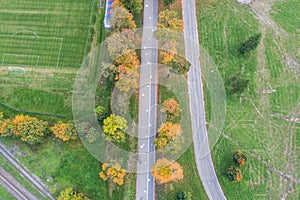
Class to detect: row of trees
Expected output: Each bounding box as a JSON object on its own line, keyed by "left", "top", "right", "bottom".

{"left": 0, "top": 112, "right": 83, "bottom": 145}
{"left": 226, "top": 151, "right": 248, "bottom": 182}
{"left": 228, "top": 33, "right": 261, "bottom": 95}
{"left": 157, "top": 9, "right": 190, "bottom": 75}
{"left": 154, "top": 98, "right": 183, "bottom": 154}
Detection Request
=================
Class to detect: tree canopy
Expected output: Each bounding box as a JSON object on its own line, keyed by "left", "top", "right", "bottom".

{"left": 120, "top": 0, "right": 143, "bottom": 15}
{"left": 0, "top": 114, "right": 48, "bottom": 144}
{"left": 238, "top": 33, "right": 262, "bottom": 55}
{"left": 102, "top": 114, "right": 127, "bottom": 143}
{"left": 99, "top": 162, "right": 126, "bottom": 186}
{"left": 58, "top": 187, "right": 90, "bottom": 200}
{"left": 227, "top": 166, "right": 243, "bottom": 182}
{"left": 110, "top": 5, "right": 136, "bottom": 31}
{"left": 151, "top": 158, "right": 184, "bottom": 184}
{"left": 51, "top": 122, "right": 78, "bottom": 142}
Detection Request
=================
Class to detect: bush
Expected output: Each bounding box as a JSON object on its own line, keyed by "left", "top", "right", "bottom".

{"left": 238, "top": 33, "right": 262, "bottom": 55}
{"left": 51, "top": 122, "right": 78, "bottom": 142}
{"left": 0, "top": 115, "right": 49, "bottom": 144}
{"left": 58, "top": 187, "right": 90, "bottom": 200}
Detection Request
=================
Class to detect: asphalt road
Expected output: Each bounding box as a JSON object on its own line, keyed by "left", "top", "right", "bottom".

{"left": 182, "top": 0, "right": 227, "bottom": 199}
{"left": 135, "top": 0, "right": 158, "bottom": 200}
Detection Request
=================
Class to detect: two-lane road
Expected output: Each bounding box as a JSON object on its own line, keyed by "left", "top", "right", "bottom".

{"left": 135, "top": 0, "right": 158, "bottom": 200}
{"left": 182, "top": 0, "right": 227, "bottom": 199}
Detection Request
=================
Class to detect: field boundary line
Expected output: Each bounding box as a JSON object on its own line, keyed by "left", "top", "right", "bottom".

{"left": 84, "top": 0, "right": 96, "bottom": 58}
{"left": 2, "top": 54, "right": 40, "bottom": 67}
{"left": 0, "top": 31, "right": 63, "bottom": 68}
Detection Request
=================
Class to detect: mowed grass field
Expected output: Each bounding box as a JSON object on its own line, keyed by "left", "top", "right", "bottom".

{"left": 0, "top": 0, "right": 95, "bottom": 68}
{"left": 0, "top": 67, "right": 77, "bottom": 120}
{"left": 197, "top": 0, "right": 299, "bottom": 199}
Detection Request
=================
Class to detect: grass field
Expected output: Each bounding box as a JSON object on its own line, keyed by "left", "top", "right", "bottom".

{"left": 0, "top": 137, "right": 130, "bottom": 200}
{"left": 197, "top": 0, "right": 299, "bottom": 199}
{"left": 0, "top": 185, "right": 14, "bottom": 200}
{"left": 0, "top": 67, "right": 77, "bottom": 121}
{"left": 0, "top": 0, "right": 97, "bottom": 68}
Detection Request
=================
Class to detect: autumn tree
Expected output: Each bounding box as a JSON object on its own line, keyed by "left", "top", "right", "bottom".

{"left": 102, "top": 114, "right": 127, "bottom": 143}
{"left": 238, "top": 33, "right": 262, "bottom": 55}
{"left": 58, "top": 187, "right": 90, "bottom": 200}
{"left": 51, "top": 122, "right": 77, "bottom": 142}
{"left": 151, "top": 158, "right": 184, "bottom": 184}
{"left": 227, "top": 166, "right": 243, "bottom": 182}
{"left": 0, "top": 115, "right": 49, "bottom": 144}
{"left": 167, "top": 54, "right": 190, "bottom": 74}
{"left": 233, "top": 151, "right": 248, "bottom": 167}
{"left": 110, "top": 5, "right": 136, "bottom": 31}
{"left": 115, "top": 69, "right": 139, "bottom": 92}
{"left": 158, "top": 10, "right": 183, "bottom": 32}
{"left": 99, "top": 162, "right": 126, "bottom": 186}
{"left": 120, "top": 0, "right": 142, "bottom": 15}
{"left": 115, "top": 51, "right": 140, "bottom": 80}
{"left": 161, "top": 98, "right": 181, "bottom": 120}
{"left": 106, "top": 29, "right": 139, "bottom": 60}
{"left": 154, "top": 122, "right": 182, "bottom": 150}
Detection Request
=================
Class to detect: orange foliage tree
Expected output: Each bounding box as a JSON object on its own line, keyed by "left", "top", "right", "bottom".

{"left": 50, "top": 122, "right": 77, "bottom": 142}
{"left": 233, "top": 150, "right": 248, "bottom": 167}
{"left": 161, "top": 98, "right": 181, "bottom": 120}
{"left": 227, "top": 166, "right": 243, "bottom": 182}
{"left": 99, "top": 162, "right": 126, "bottom": 186}
{"left": 151, "top": 158, "right": 184, "bottom": 184}
{"left": 0, "top": 114, "right": 48, "bottom": 144}
{"left": 154, "top": 122, "right": 182, "bottom": 150}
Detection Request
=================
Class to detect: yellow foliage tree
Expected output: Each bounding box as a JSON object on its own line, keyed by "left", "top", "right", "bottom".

{"left": 151, "top": 158, "right": 184, "bottom": 184}
{"left": 99, "top": 162, "right": 126, "bottom": 186}
{"left": 51, "top": 122, "right": 77, "bottom": 142}
{"left": 102, "top": 114, "right": 127, "bottom": 143}
{"left": 58, "top": 187, "right": 90, "bottom": 200}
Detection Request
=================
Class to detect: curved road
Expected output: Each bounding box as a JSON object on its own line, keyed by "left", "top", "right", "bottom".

{"left": 182, "top": 0, "right": 226, "bottom": 199}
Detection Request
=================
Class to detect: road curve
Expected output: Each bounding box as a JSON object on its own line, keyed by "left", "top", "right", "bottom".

{"left": 0, "top": 142, "right": 55, "bottom": 200}
{"left": 0, "top": 166, "right": 39, "bottom": 200}
{"left": 182, "top": 0, "right": 227, "bottom": 199}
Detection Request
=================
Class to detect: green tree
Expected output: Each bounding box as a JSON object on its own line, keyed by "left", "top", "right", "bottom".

{"left": 177, "top": 190, "right": 185, "bottom": 200}
{"left": 228, "top": 73, "right": 249, "bottom": 94}
{"left": 164, "top": 0, "right": 177, "bottom": 6}
{"left": 120, "top": 0, "right": 142, "bottom": 15}
{"left": 238, "top": 33, "right": 262, "bottom": 55}
{"left": 102, "top": 114, "right": 127, "bottom": 143}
